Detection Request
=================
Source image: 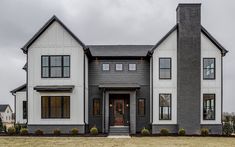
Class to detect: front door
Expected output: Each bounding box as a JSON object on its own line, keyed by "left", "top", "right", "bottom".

{"left": 114, "top": 99, "right": 124, "bottom": 125}
{"left": 109, "top": 94, "right": 129, "bottom": 126}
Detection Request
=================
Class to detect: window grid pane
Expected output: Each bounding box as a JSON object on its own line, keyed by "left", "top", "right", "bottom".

{"left": 159, "top": 58, "right": 171, "bottom": 79}
{"left": 116, "top": 64, "right": 123, "bottom": 71}
{"left": 102, "top": 64, "right": 110, "bottom": 71}
{"left": 138, "top": 99, "right": 145, "bottom": 116}
{"left": 93, "top": 99, "right": 101, "bottom": 116}
{"left": 129, "top": 64, "right": 136, "bottom": 71}
{"left": 203, "top": 58, "right": 215, "bottom": 79}
{"left": 203, "top": 94, "right": 215, "bottom": 120}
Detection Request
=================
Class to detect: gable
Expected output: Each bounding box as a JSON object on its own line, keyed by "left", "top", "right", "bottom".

{"left": 21, "top": 15, "right": 86, "bottom": 53}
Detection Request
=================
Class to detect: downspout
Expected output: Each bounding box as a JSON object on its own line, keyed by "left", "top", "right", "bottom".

{"left": 150, "top": 54, "right": 154, "bottom": 129}
{"left": 26, "top": 52, "right": 28, "bottom": 125}
{"left": 11, "top": 92, "right": 16, "bottom": 126}
{"left": 83, "top": 52, "right": 86, "bottom": 133}
{"left": 221, "top": 55, "right": 223, "bottom": 126}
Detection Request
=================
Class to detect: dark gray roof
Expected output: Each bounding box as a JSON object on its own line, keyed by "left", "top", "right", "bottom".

{"left": 10, "top": 84, "right": 27, "bottom": 94}
{"left": 34, "top": 85, "right": 74, "bottom": 92}
{"left": 88, "top": 45, "right": 153, "bottom": 57}
{"left": 0, "top": 105, "right": 11, "bottom": 112}
{"left": 99, "top": 83, "right": 140, "bottom": 89}
{"left": 149, "top": 24, "right": 228, "bottom": 56}
{"left": 21, "top": 15, "right": 87, "bottom": 53}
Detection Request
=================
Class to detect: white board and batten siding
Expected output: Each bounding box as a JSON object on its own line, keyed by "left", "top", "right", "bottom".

{"left": 15, "top": 91, "right": 27, "bottom": 124}
{"left": 201, "top": 33, "right": 222, "bottom": 124}
{"left": 27, "top": 21, "right": 86, "bottom": 125}
{"left": 152, "top": 30, "right": 177, "bottom": 124}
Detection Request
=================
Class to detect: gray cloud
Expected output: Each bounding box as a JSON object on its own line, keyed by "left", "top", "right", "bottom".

{"left": 0, "top": 0, "right": 234, "bottom": 112}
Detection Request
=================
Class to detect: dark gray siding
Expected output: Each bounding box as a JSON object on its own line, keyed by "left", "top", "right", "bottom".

{"left": 177, "top": 4, "right": 201, "bottom": 134}
{"left": 88, "top": 59, "right": 150, "bottom": 132}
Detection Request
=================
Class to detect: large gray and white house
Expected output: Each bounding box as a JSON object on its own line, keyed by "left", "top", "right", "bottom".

{"left": 11, "top": 4, "right": 228, "bottom": 135}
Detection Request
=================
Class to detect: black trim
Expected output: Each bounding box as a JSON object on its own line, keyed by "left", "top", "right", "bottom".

{"left": 41, "top": 55, "right": 70, "bottom": 78}
{"left": 203, "top": 94, "right": 216, "bottom": 120}
{"left": 203, "top": 58, "right": 216, "bottom": 80}
{"left": 41, "top": 96, "right": 70, "bottom": 119}
{"left": 159, "top": 58, "right": 172, "bottom": 80}
{"left": 159, "top": 93, "right": 172, "bottom": 120}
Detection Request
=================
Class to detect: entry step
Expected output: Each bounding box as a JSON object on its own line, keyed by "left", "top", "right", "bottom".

{"left": 109, "top": 126, "right": 129, "bottom": 135}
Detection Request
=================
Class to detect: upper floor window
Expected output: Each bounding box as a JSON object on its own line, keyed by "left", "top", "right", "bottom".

{"left": 159, "top": 58, "right": 171, "bottom": 79}
{"left": 41, "top": 55, "right": 70, "bottom": 78}
{"left": 41, "top": 96, "right": 70, "bottom": 118}
{"left": 129, "top": 64, "right": 136, "bottom": 71}
{"left": 203, "top": 94, "right": 215, "bottom": 120}
{"left": 23, "top": 101, "right": 27, "bottom": 119}
{"left": 102, "top": 64, "right": 109, "bottom": 71}
{"left": 159, "top": 94, "right": 171, "bottom": 120}
{"left": 203, "top": 58, "right": 215, "bottom": 80}
{"left": 115, "top": 64, "right": 123, "bottom": 71}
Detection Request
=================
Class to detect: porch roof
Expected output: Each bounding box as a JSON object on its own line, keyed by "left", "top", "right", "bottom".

{"left": 98, "top": 83, "right": 140, "bottom": 89}
{"left": 34, "top": 85, "right": 74, "bottom": 92}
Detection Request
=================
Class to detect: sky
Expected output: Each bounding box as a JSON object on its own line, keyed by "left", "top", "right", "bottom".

{"left": 0, "top": 0, "right": 234, "bottom": 112}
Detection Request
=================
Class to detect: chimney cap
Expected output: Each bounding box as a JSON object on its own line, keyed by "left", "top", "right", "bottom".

{"left": 176, "top": 3, "right": 201, "bottom": 11}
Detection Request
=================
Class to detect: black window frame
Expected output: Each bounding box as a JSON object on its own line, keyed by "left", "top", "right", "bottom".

{"left": 159, "top": 58, "right": 172, "bottom": 79}
{"left": 41, "top": 55, "right": 70, "bottom": 78}
{"left": 102, "top": 63, "right": 110, "bottom": 71}
{"left": 137, "top": 98, "right": 145, "bottom": 116}
{"left": 159, "top": 93, "right": 172, "bottom": 120}
{"left": 115, "top": 63, "right": 123, "bottom": 71}
{"left": 128, "top": 63, "right": 137, "bottom": 71}
{"left": 41, "top": 96, "right": 70, "bottom": 119}
{"left": 93, "top": 98, "right": 101, "bottom": 116}
{"left": 203, "top": 94, "right": 216, "bottom": 120}
{"left": 23, "top": 101, "right": 27, "bottom": 119}
{"left": 203, "top": 58, "right": 216, "bottom": 80}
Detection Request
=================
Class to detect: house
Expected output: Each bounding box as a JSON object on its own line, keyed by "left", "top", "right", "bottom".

{"left": 11, "top": 3, "right": 228, "bottom": 135}
{"left": 0, "top": 105, "right": 14, "bottom": 127}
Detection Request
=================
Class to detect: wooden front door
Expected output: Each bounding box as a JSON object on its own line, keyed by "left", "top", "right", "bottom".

{"left": 114, "top": 99, "right": 124, "bottom": 125}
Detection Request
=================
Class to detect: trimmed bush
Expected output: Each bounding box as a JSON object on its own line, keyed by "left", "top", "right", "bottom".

{"left": 160, "top": 128, "right": 169, "bottom": 136}
{"left": 223, "top": 122, "right": 233, "bottom": 136}
{"left": 201, "top": 128, "right": 209, "bottom": 136}
{"left": 7, "top": 127, "right": 16, "bottom": 135}
{"left": 141, "top": 128, "right": 150, "bottom": 136}
{"left": 90, "top": 127, "right": 98, "bottom": 135}
{"left": 14, "top": 123, "right": 22, "bottom": 134}
{"left": 71, "top": 128, "right": 79, "bottom": 135}
{"left": 53, "top": 129, "right": 61, "bottom": 136}
{"left": 178, "top": 128, "right": 186, "bottom": 136}
{"left": 20, "top": 128, "right": 28, "bottom": 136}
{"left": 35, "top": 129, "right": 43, "bottom": 136}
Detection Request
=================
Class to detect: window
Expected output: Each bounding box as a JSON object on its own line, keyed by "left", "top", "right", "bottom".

{"left": 23, "top": 101, "right": 27, "bottom": 119}
{"left": 41, "top": 55, "right": 70, "bottom": 78}
{"left": 102, "top": 64, "right": 109, "bottom": 71}
{"left": 159, "top": 94, "right": 171, "bottom": 120}
{"left": 159, "top": 58, "right": 171, "bottom": 79}
{"left": 129, "top": 64, "right": 136, "bottom": 71}
{"left": 138, "top": 99, "right": 145, "bottom": 116}
{"left": 203, "top": 94, "right": 215, "bottom": 120}
{"left": 93, "top": 99, "right": 101, "bottom": 116}
{"left": 41, "top": 96, "right": 70, "bottom": 118}
{"left": 115, "top": 64, "right": 123, "bottom": 71}
{"left": 203, "top": 58, "right": 215, "bottom": 79}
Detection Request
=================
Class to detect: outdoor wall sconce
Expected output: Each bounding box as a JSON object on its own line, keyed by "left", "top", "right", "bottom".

{"left": 109, "top": 104, "right": 113, "bottom": 107}
{"left": 126, "top": 104, "right": 129, "bottom": 107}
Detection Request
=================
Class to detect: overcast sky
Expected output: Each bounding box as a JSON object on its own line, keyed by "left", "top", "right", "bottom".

{"left": 0, "top": 0, "right": 234, "bottom": 112}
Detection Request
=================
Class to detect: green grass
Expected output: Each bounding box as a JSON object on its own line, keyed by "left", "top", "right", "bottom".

{"left": 0, "top": 136, "right": 235, "bottom": 147}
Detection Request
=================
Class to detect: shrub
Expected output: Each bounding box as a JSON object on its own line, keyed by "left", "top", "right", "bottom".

{"left": 160, "top": 128, "right": 169, "bottom": 136}
{"left": 53, "top": 129, "right": 61, "bottom": 136}
{"left": 141, "top": 128, "right": 150, "bottom": 136}
{"left": 35, "top": 129, "right": 43, "bottom": 136}
{"left": 223, "top": 122, "right": 233, "bottom": 136}
{"left": 178, "top": 128, "right": 186, "bottom": 136}
{"left": 90, "top": 127, "right": 98, "bottom": 135}
{"left": 7, "top": 127, "right": 16, "bottom": 135}
{"left": 14, "top": 123, "right": 22, "bottom": 134}
{"left": 71, "top": 128, "right": 79, "bottom": 135}
{"left": 20, "top": 128, "right": 28, "bottom": 136}
{"left": 201, "top": 128, "right": 209, "bottom": 136}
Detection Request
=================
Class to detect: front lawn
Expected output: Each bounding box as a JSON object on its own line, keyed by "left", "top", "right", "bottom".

{"left": 0, "top": 136, "right": 235, "bottom": 147}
